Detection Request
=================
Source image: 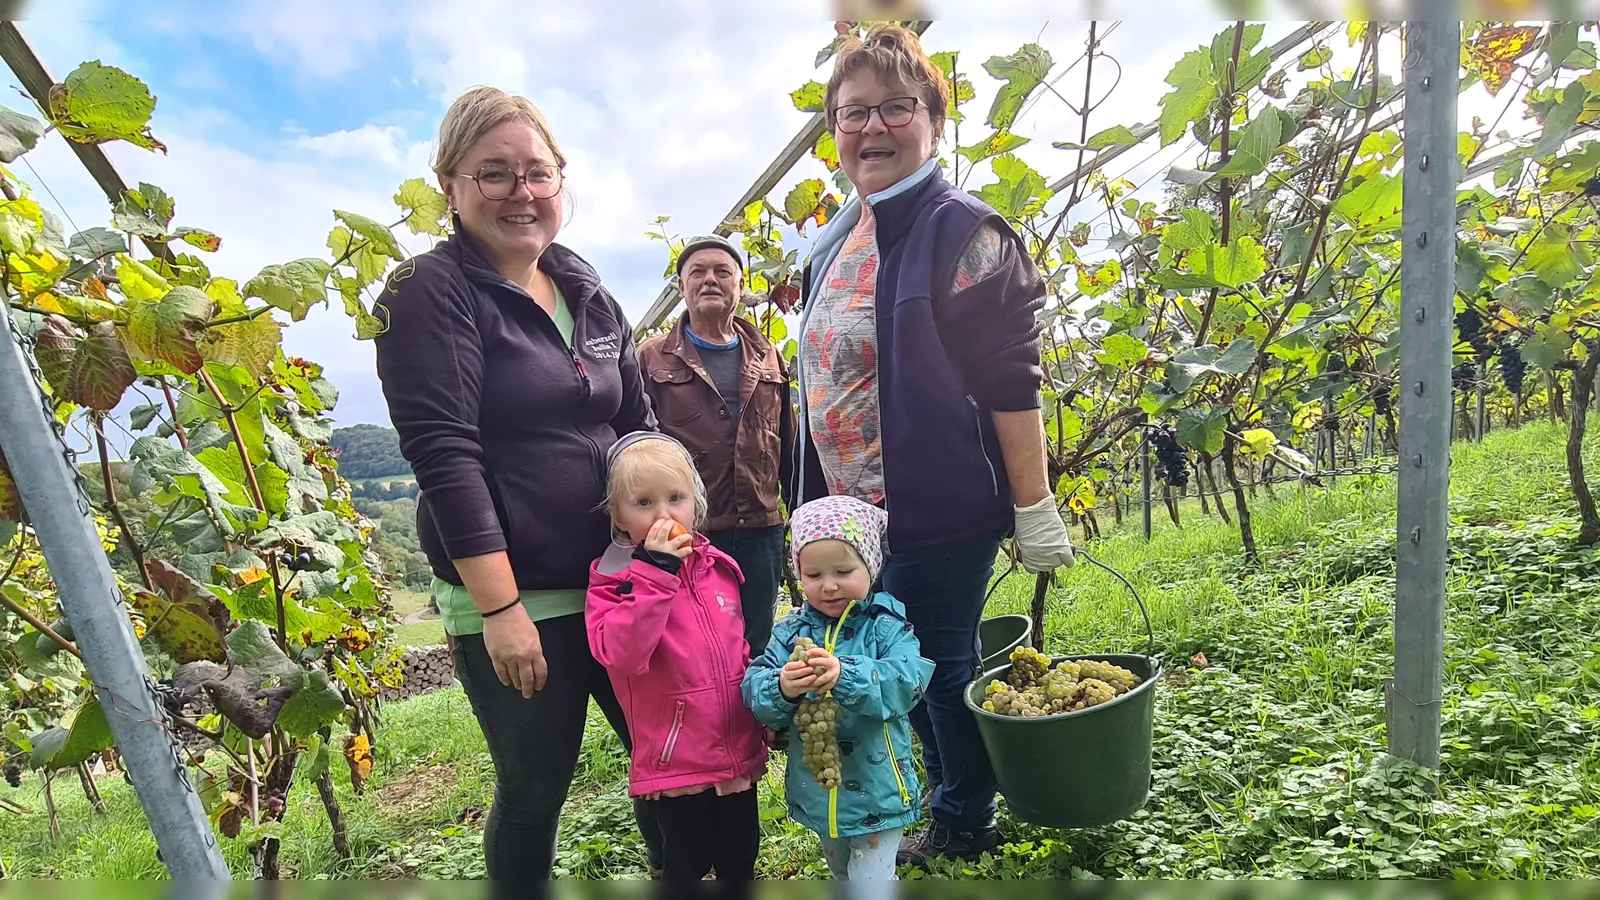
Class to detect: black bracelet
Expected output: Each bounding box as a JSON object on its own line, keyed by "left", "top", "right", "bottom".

{"left": 480, "top": 598, "right": 523, "bottom": 619}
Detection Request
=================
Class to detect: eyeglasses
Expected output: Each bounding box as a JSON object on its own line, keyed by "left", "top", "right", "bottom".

{"left": 832, "top": 97, "right": 921, "bottom": 134}
{"left": 456, "top": 164, "right": 563, "bottom": 200}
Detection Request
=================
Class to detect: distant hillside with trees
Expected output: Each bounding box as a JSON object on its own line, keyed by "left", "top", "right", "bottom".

{"left": 331, "top": 424, "right": 411, "bottom": 480}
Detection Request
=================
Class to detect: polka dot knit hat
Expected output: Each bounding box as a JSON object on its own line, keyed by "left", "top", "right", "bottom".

{"left": 789, "top": 495, "right": 888, "bottom": 584}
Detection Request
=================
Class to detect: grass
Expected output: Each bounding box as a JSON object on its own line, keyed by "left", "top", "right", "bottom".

{"left": 387, "top": 586, "right": 443, "bottom": 648}
{"left": 5, "top": 421, "right": 1599, "bottom": 878}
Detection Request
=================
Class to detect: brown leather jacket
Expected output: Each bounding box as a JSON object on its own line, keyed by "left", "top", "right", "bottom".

{"left": 637, "top": 315, "right": 795, "bottom": 532}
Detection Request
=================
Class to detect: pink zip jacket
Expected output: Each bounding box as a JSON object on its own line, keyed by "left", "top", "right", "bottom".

{"left": 586, "top": 534, "right": 768, "bottom": 798}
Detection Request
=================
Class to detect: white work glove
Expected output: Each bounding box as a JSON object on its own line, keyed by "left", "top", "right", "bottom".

{"left": 1014, "top": 496, "right": 1076, "bottom": 573}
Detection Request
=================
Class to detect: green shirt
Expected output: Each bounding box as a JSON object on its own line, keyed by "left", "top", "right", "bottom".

{"left": 431, "top": 284, "right": 586, "bottom": 637}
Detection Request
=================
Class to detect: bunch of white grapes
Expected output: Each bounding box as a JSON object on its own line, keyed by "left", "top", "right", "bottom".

{"left": 981, "top": 646, "right": 1140, "bottom": 717}
{"left": 791, "top": 637, "right": 843, "bottom": 790}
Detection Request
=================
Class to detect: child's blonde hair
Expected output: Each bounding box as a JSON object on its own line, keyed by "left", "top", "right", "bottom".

{"left": 604, "top": 438, "right": 708, "bottom": 531}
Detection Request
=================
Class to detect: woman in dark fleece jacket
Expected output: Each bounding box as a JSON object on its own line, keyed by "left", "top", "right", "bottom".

{"left": 373, "top": 86, "right": 662, "bottom": 882}
{"left": 794, "top": 26, "right": 1078, "bottom": 868}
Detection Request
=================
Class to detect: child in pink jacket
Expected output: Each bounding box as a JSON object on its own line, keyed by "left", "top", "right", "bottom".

{"left": 586, "top": 431, "right": 768, "bottom": 883}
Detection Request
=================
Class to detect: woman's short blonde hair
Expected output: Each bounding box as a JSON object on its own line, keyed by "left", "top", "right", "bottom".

{"left": 824, "top": 24, "right": 951, "bottom": 132}
{"left": 604, "top": 439, "right": 707, "bottom": 531}
{"left": 432, "top": 86, "right": 568, "bottom": 177}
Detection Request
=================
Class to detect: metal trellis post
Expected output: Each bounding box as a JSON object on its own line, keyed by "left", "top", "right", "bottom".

{"left": 1141, "top": 433, "right": 1152, "bottom": 541}
{"left": 1476, "top": 363, "right": 1487, "bottom": 442}
{"left": 0, "top": 308, "right": 229, "bottom": 877}
{"left": 1391, "top": 9, "right": 1458, "bottom": 770}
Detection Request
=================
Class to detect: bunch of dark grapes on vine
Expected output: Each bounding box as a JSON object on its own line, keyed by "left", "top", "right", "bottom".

{"left": 4, "top": 760, "right": 21, "bottom": 788}
{"left": 1452, "top": 364, "right": 1478, "bottom": 390}
{"left": 264, "top": 789, "right": 287, "bottom": 821}
{"left": 1150, "top": 427, "right": 1190, "bottom": 488}
{"left": 1497, "top": 333, "right": 1527, "bottom": 395}
{"left": 1457, "top": 305, "right": 1496, "bottom": 364}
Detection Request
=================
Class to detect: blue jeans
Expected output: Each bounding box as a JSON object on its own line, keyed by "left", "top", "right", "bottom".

{"left": 706, "top": 524, "right": 785, "bottom": 656}
{"left": 879, "top": 535, "right": 1002, "bottom": 833}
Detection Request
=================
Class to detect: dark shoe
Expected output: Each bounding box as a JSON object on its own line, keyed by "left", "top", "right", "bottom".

{"left": 896, "top": 819, "right": 1002, "bottom": 867}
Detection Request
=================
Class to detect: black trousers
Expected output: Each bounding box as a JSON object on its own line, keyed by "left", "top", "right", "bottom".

{"left": 452, "top": 613, "right": 665, "bottom": 880}
{"left": 705, "top": 524, "right": 786, "bottom": 657}
{"left": 644, "top": 787, "right": 760, "bottom": 882}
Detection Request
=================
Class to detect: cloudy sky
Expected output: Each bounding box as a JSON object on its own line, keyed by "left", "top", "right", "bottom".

{"left": 16, "top": 4, "right": 1527, "bottom": 445}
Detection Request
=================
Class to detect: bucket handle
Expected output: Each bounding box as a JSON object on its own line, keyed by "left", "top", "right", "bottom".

{"left": 1077, "top": 550, "right": 1157, "bottom": 662}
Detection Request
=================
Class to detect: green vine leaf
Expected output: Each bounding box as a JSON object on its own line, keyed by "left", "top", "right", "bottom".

{"left": 1158, "top": 47, "right": 1216, "bottom": 147}
{"left": 68, "top": 226, "right": 127, "bottom": 260}
{"left": 130, "top": 559, "right": 231, "bottom": 664}
{"left": 1176, "top": 406, "right": 1227, "bottom": 454}
{"left": 957, "top": 130, "right": 1031, "bottom": 165}
{"left": 1166, "top": 339, "right": 1258, "bottom": 393}
{"left": 112, "top": 183, "right": 175, "bottom": 237}
{"left": 0, "top": 105, "right": 44, "bottom": 162}
{"left": 791, "top": 81, "right": 826, "bottom": 113}
{"left": 244, "top": 258, "right": 332, "bottom": 322}
{"left": 1298, "top": 46, "right": 1333, "bottom": 70}
{"left": 333, "top": 210, "right": 404, "bottom": 263}
{"left": 34, "top": 317, "right": 135, "bottom": 411}
{"left": 126, "top": 285, "right": 216, "bottom": 375}
{"left": 276, "top": 670, "right": 346, "bottom": 738}
{"left": 0, "top": 197, "right": 43, "bottom": 256}
{"left": 983, "top": 44, "right": 1053, "bottom": 131}
{"left": 1094, "top": 334, "right": 1148, "bottom": 370}
{"left": 326, "top": 226, "right": 392, "bottom": 288}
{"left": 45, "top": 61, "right": 165, "bottom": 152}
{"left": 974, "top": 153, "right": 1053, "bottom": 223}
{"left": 200, "top": 278, "right": 280, "bottom": 379}
{"left": 1054, "top": 125, "right": 1142, "bottom": 152}
{"left": 393, "top": 178, "right": 449, "bottom": 237}
{"left": 28, "top": 697, "right": 113, "bottom": 772}
{"left": 1213, "top": 107, "right": 1287, "bottom": 180}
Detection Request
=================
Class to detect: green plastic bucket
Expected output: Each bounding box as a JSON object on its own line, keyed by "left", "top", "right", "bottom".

{"left": 977, "top": 614, "right": 1032, "bottom": 671}
{"left": 966, "top": 651, "right": 1162, "bottom": 829}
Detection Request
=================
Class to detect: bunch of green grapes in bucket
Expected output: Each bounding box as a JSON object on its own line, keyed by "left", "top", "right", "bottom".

{"left": 982, "top": 646, "right": 1140, "bottom": 717}
{"left": 791, "top": 637, "right": 843, "bottom": 789}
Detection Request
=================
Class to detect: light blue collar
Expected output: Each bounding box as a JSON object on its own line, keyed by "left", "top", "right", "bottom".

{"left": 806, "top": 157, "right": 942, "bottom": 295}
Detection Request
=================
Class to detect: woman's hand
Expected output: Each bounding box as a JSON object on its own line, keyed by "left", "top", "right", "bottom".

{"left": 482, "top": 605, "right": 548, "bottom": 699}
{"left": 643, "top": 518, "right": 693, "bottom": 559}
{"left": 1013, "top": 495, "right": 1075, "bottom": 573}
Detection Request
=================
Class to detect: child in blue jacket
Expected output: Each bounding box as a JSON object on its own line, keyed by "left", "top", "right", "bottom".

{"left": 741, "top": 495, "right": 935, "bottom": 881}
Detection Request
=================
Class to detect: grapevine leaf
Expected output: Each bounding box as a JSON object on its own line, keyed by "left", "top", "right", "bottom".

{"left": 782, "top": 178, "right": 827, "bottom": 232}
{"left": 1163, "top": 166, "right": 1215, "bottom": 186}
{"left": 251, "top": 511, "right": 359, "bottom": 550}
{"left": 393, "top": 177, "right": 449, "bottom": 237}
{"left": 48, "top": 697, "right": 114, "bottom": 771}
{"left": 1464, "top": 25, "right": 1540, "bottom": 96}
{"left": 333, "top": 210, "right": 405, "bottom": 263}
{"left": 200, "top": 278, "right": 279, "bottom": 379}
{"left": 1053, "top": 124, "right": 1142, "bottom": 152}
{"left": 130, "top": 559, "right": 230, "bottom": 664}
{"left": 276, "top": 671, "right": 346, "bottom": 738}
{"left": 326, "top": 226, "right": 391, "bottom": 287}
{"left": 1155, "top": 236, "right": 1266, "bottom": 290}
{"left": 957, "top": 130, "right": 1030, "bottom": 165}
{"left": 68, "top": 227, "right": 127, "bottom": 260}
{"left": 0, "top": 198, "right": 42, "bottom": 256}
{"left": 227, "top": 620, "right": 297, "bottom": 677}
{"left": 1298, "top": 46, "right": 1332, "bottom": 70}
{"left": 974, "top": 153, "right": 1053, "bottom": 222}
{"left": 27, "top": 727, "right": 67, "bottom": 771}
{"left": 1158, "top": 47, "right": 1216, "bottom": 147}
{"left": 174, "top": 227, "right": 222, "bottom": 253}
{"left": 811, "top": 130, "right": 840, "bottom": 172}
{"left": 34, "top": 316, "right": 136, "bottom": 411}
{"left": 983, "top": 44, "right": 1053, "bottom": 131}
{"left": 1543, "top": 141, "right": 1600, "bottom": 194}
{"left": 0, "top": 105, "right": 44, "bottom": 162}
{"left": 1528, "top": 224, "right": 1584, "bottom": 288}
{"left": 129, "top": 402, "right": 159, "bottom": 431}
{"left": 1212, "top": 107, "right": 1286, "bottom": 180}
{"left": 193, "top": 446, "right": 258, "bottom": 509}
{"left": 243, "top": 259, "right": 331, "bottom": 321}
{"left": 1176, "top": 407, "right": 1226, "bottom": 455}
{"left": 254, "top": 461, "right": 291, "bottom": 516}
{"left": 1240, "top": 427, "right": 1278, "bottom": 457}
{"left": 1094, "top": 333, "right": 1147, "bottom": 370}
{"left": 1522, "top": 323, "right": 1574, "bottom": 368}
{"left": 127, "top": 285, "right": 215, "bottom": 374}
{"left": 45, "top": 61, "right": 165, "bottom": 152}
{"left": 791, "top": 81, "right": 826, "bottom": 113}
{"left": 1534, "top": 83, "right": 1587, "bottom": 159}
{"left": 9, "top": 248, "right": 71, "bottom": 301}
{"left": 1166, "top": 339, "right": 1258, "bottom": 392}
{"left": 111, "top": 183, "right": 175, "bottom": 237}
{"left": 1076, "top": 259, "right": 1122, "bottom": 297}
{"left": 1332, "top": 174, "right": 1403, "bottom": 231}
{"left": 206, "top": 363, "right": 268, "bottom": 467}
{"left": 115, "top": 253, "right": 170, "bottom": 302}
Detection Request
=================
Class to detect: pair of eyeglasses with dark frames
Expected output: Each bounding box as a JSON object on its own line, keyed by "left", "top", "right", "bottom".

{"left": 456, "top": 164, "right": 563, "bottom": 200}
{"left": 831, "top": 97, "right": 921, "bottom": 134}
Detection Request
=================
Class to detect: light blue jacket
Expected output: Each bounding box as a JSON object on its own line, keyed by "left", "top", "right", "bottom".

{"left": 741, "top": 591, "right": 935, "bottom": 838}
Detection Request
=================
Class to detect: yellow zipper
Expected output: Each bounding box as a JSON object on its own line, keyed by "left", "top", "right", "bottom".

{"left": 883, "top": 724, "right": 910, "bottom": 807}
{"left": 821, "top": 600, "right": 856, "bottom": 841}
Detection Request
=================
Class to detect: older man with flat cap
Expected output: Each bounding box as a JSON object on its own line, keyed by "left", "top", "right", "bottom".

{"left": 637, "top": 235, "right": 796, "bottom": 655}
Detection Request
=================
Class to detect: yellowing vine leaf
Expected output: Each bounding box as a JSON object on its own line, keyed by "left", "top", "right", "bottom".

{"left": 45, "top": 61, "right": 166, "bottom": 152}
{"left": 244, "top": 258, "right": 332, "bottom": 321}
{"left": 0, "top": 197, "right": 43, "bottom": 255}
{"left": 345, "top": 733, "right": 374, "bottom": 789}
{"left": 393, "top": 178, "right": 449, "bottom": 237}
{"left": 812, "top": 130, "right": 841, "bottom": 172}
{"left": 201, "top": 277, "right": 280, "bottom": 378}
{"left": 115, "top": 253, "right": 170, "bottom": 302}
{"left": 130, "top": 560, "right": 231, "bottom": 664}
{"left": 1240, "top": 427, "right": 1278, "bottom": 457}
{"left": 791, "top": 81, "right": 826, "bottom": 113}
{"left": 783, "top": 178, "right": 828, "bottom": 233}
{"left": 1463, "top": 25, "right": 1540, "bottom": 96}
{"left": 957, "top": 130, "right": 1030, "bottom": 165}
{"left": 127, "top": 285, "right": 216, "bottom": 375}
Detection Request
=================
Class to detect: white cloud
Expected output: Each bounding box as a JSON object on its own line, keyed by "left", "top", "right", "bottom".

{"left": 295, "top": 124, "right": 417, "bottom": 167}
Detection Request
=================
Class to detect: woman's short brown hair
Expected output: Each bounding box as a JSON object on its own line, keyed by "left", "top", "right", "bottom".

{"left": 824, "top": 24, "right": 951, "bottom": 130}
{"left": 432, "top": 86, "right": 568, "bottom": 177}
